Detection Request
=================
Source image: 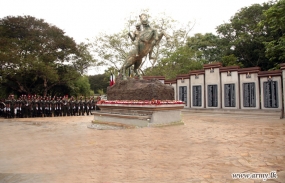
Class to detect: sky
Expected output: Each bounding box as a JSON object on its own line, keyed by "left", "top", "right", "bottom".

{"left": 1, "top": 0, "right": 269, "bottom": 74}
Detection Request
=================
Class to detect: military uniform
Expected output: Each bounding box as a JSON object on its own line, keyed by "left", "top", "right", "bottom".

{"left": 78, "top": 97, "right": 83, "bottom": 116}
{"left": 28, "top": 97, "right": 33, "bottom": 117}
{"left": 32, "top": 97, "right": 37, "bottom": 117}
{"left": 75, "top": 98, "right": 79, "bottom": 116}
{"left": 71, "top": 98, "right": 77, "bottom": 116}
{"left": 44, "top": 98, "right": 48, "bottom": 117}
{"left": 84, "top": 98, "right": 90, "bottom": 116}
{"left": 17, "top": 97, "right": 23, "bottom": 118}
{"left": 67, "top": 98, "right": 72, "bottom": 116}
{"left": 56, "top": 98, "right": 62, "bottom": 116}
{"left": 39, "top": 97, "right": 43, "bottom": 117}
{"left": 22, "top": 96, "right": 26, "bottom": 118}
{"left": 0, "top": 100, "right": 5, "bottom": 117}
{"left": 10, "top": 96, "right": 16, "bottom": 118}
{"left": 62, "top": 97, "right": 68, "bottom": 116}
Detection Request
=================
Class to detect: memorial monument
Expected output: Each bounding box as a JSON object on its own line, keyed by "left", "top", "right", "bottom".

{"left": 93, "top": 14, "right": 185, "bottom": 127}
{"left": 120, "top": 13, "right": 171, "bottom": 80}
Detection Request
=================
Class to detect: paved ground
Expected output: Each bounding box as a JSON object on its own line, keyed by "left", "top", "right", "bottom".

{"left": 0, "top": 111, "right": 285, "bottom": 183}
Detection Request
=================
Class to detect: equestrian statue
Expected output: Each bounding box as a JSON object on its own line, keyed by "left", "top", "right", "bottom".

{"left": 120, "top": 13, "right": 171, "bottom": 80}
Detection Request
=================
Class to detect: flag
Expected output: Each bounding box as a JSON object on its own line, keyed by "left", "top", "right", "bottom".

{"left": 110, "top": 73, "right": 115, "bottom": 86}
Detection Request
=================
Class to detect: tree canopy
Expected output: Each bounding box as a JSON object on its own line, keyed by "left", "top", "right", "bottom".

{"left": 261, "top": 0, "right": 285, "bottom": 65}
{"left": 0, "top": 15, "right": 92, "bottom": 97}
{"left": 152, "top": 1, "right": 283, "bottom": 79}
{"left": 215, "top": 2, "right": 277, "bottom": 70}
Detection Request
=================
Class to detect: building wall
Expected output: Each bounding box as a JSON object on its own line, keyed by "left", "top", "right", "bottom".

{"left": 163, "top": 63, "right": 284, "bottom": 111}
{"left": 177, "top": 78, "right": 190, "bottom": 108}
{"left": 221, "top": 71, "right": 239, "bottom": 109}
{"left": 239, "top": 73, "right": 260, "bottom": 109}
{"left": 260, "top": 76, "right": 282, "bottom": 110}
{"left": 190, "top": 74, "right": 205, "bottom": 108}
{"left": 205, "top": 68, "right": 221, "bottom": 109}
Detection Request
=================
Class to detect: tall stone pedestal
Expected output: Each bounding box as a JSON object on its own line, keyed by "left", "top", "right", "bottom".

{"left": 107, "top": 78, "right": 174, "bottom": 100}
{"left": 94, "top": 77, "right": 184, "bottom": 128}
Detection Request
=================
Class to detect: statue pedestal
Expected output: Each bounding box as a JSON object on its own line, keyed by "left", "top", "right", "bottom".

{"left": 93, "top": 103, "right": 184, "bottom": 127}
{"left": 107, "top": 78, "right": 174, "bottom": 100}
{"left": 94, "top": 78, "right": 183, "bottom": 127}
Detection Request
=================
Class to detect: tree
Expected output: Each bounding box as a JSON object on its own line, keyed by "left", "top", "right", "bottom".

{"left": 91, "top": 31, "right": 131, "bottom": 71}
{"left": 72, "top": 42, "right": 98, "bottom": 75}
{"left": 260, "top": 0, "right": 285, "bottom": 66}
{"left": 88, "top": 74, "right": 109, "bottom": 94}
{"left": 72, "top": 75, "right": 93, "bottom": 97}
{"left": 216, "top": 3, "right": 274, "bottom": 70}
{"left": 145, "top": 45, "right": 204, "bottom": 79}
{"left": 187, "top": 33, "right": 243, "bottom": 67}
{"left": 187, "top": 33, "right": 222, "bottom": 63}
{"left": 0, "top": 15, "right": 80, "bottom": 96}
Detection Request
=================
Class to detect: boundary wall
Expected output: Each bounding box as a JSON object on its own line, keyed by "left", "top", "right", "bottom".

{"left": 144, "top": 63, "right": 285, "bottom": 112}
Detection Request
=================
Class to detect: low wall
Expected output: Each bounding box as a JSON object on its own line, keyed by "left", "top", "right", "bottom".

{"left": 163, "top": 63, "right": 285, "bottom": 111}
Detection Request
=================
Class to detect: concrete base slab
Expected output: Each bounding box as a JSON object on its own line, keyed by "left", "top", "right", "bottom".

{"left": 94, "top": 104, "right": 184, "bottom": 127}
{"left": 93, "top": 112, "right": 149, "bottom": 127}
{"left": 150, "top": 110, "right": 181, "bottom": 124}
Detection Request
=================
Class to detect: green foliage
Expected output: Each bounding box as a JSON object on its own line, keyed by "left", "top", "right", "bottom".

{"left": 145, "top": 45, "right": 204, "bottom": 79}
{"left": 91, "top": 31, "right": 131, "bottom": 71}
{"left": 97, "top": 89, "right": 104, "bottom": 95}
{"left": 216, "top": 3, "right": 274, "bottom": 70}
{"left": 146, "top": 2, "right": 284, "bottom": 76}
{"left": 72, "top": 42, "right": 98, "bottom": 75}
{"left": 261, "top": 0, "right": 285, "bottom": 62}
{"left": 0, "top": 15, "right": 92, "bottom": 96}
{"left": 147, "top": 2, "right": 283, "bottom": 74}
{"left": 72, "top": 76, "right": 92, "bottom": 97}
{"left": 88, "top": 74, "right": 109, "bottom": 94}
{"left": 187, "top": 33, "right": 222, "bottom": 63}
{"left": 221, "top": 54, "right": 243, "bottom": 67}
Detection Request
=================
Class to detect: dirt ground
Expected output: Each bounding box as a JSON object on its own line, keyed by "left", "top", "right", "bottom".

{"left": 0, "top": 111, "right": 285, "bottom": 183}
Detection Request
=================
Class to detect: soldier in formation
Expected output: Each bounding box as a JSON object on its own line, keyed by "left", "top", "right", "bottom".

{"left": 0, "top": 95, "right": 98, "bottom": 118}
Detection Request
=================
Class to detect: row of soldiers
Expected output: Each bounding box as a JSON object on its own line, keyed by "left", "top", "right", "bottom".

{"left": 0, "top": 95, "right": 100, "bottom": 118}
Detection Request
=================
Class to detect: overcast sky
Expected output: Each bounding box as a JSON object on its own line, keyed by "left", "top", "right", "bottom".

{"left": 2, "top": 0, "right": 269, "bottom": 44}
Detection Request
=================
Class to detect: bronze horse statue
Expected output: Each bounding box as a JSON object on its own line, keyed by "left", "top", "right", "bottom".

{"left": 120, "top": 14, "right": 171, "bottom": 80}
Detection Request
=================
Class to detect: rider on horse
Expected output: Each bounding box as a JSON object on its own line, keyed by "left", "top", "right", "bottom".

{"left": 139, "top": 14, "right": 159, "bottom": 59}
{"left": 128, "top": 23, "right": 142, "bottom": 56}
{"left": 120, "top": 13, "right": 170, "bottom": 80}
